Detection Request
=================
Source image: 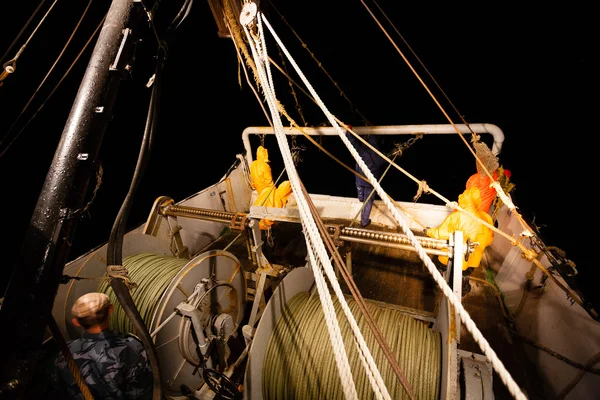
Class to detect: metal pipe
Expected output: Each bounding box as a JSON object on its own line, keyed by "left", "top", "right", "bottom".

{"left": 242, "top": 123, "right": 505, "bottom": 166}
{"left": 0, "top": 0, "right": 144, "bottom": 394}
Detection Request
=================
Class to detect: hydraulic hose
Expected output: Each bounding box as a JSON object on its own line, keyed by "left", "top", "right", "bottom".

{"left": 105, "top": 44, "right": 166, "bottom": 400}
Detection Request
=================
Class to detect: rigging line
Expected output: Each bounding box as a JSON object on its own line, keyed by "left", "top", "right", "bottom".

{"left": 343, "top": 130, "right": 584, "bottom": 309}
{"left": 2, "top": 0, "right": 59, "bottom": 67}
{"left": 243, "top": 13, "right": 362, "bottom": 399}
{"left": 356, "top": 0, "right": 497, "bottom": 187}
{"left": 263, "top": 61, "right": 427, "bottom": 228}
{"left": 265, "top": 0, "right": 372, "bottom": 126}
{"left": 256, "top": 12, "right": 411, "bottom": 399}
{"left": 1, "top": 0, "right": 94, "bottom": 145}
{"left": 137, "top": 0, "right": 167, "bottom": 54}
{"left": 509, "top": 327, "right": 600, "bottom": 376}
{"left": 359, "top": 1, "right": 538, "bottom": 248}
{"left": 226, "top": 20, "right": 273, "bottom": 129}
{"left": 269, "top": 49, "right": 553, "bottom": 296}
{"left": 368, "top": 0, "right": 476, "bottom": 134}
{"left": 265, "top": 3, "right": 533, "bottom": 254}
{"left": 348, "top": 153, "right": 398, "bottom": 229}
{"left": 260, "top": 13, "right": 527, "bottom": 398}
{"left": 0, "top": 0, "right": 48, "bottom": 66}
{"left": 166, "top": 0, "right": 194, "bottom": 34}
{"left": 276, "top": 41, "right": 308, "bottom": 126}
{"left": 299, "top": 177, "right": 416, "bottom": 400}
{"left": 0, "top": 14, "right": 106, "bottom": 160}
{"left": 47, "top": 313, "right": 95, "bottom": 400}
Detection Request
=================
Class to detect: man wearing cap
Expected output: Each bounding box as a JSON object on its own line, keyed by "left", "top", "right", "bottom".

{"left": 51, "top": 292, "right": 152, "bottom": 399}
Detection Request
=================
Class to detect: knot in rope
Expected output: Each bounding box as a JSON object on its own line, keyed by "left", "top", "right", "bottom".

{"left": 519, "top": 229, "right": 534, "bottom": 238}
{"left": 413, "top": 180, "right": 430, "bottom": 201}
{"left": 446, "top": 201, "right": 459, "bottom": 210}
{"left": 520, "top": 248, "right": 537, "bottom": 262}
{"left": 107, "top": 264, "right": 138, "bottom": 291}
{"left": 491, "top": 181, "right": 516, "bottom": 210}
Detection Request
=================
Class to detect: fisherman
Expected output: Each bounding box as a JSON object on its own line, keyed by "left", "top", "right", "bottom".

{"left": 255, "top": 180, "right": 294, "bottom": 230}
{"left": 346, "top": 126, "right": 386, "bottom": 227}
{"left": 426, "top": 187, "right": 494, "bottom": 295}
{"left": 51, "top": 292, "right": 153, "bottom": 399}
{"left": 465, "top": 167, "right": 512, "bottom": 214}
{"left": 249, "top": 145, "right": 275, "bottom": 195}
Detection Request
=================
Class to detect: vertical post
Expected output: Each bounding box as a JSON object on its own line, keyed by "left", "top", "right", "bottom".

{"left": 452, "top": 230, "right": 464, "bottom": 342}
{"left": 0, "top": 0, "right": 144, "bottom": 395}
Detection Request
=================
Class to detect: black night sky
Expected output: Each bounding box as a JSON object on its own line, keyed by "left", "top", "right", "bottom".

{"left": 0, "top": 1, "right": 596, "bottom": 309}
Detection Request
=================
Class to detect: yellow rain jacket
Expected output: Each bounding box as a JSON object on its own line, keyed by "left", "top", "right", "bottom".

{"left": 250, "top": 146, "right": 274, "bottom": 194}
{"left": 255, "top": 180, "right": 293, "bottom": 230}
{"left": 426, "top": 187, "right": 494, "bottom": 270}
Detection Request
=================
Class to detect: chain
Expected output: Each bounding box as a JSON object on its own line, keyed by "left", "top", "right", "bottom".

{"left": 390, "top": 134, "right": 423, "bottom": 157}
{"left": 291, "top": 135, "right": 306, "bottom": 166}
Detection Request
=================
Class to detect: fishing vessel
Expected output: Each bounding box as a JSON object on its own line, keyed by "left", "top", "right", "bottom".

{"left": 0, "top": 1, "right": 598, "bottom": 399}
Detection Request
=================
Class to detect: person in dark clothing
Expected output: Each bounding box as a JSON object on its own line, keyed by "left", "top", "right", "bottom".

{"left": 347, "top": 129, "right": 386, "bottom": 227}
{"left": 51, "top": 292, "right": 153, "bottom": 399}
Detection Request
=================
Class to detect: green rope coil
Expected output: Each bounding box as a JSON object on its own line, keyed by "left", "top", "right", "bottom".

{"left": 97, "top": 253, "right": 188, "bottom": 335}
{"left": 263, "top": 292, "right": 441, "bottom": 399}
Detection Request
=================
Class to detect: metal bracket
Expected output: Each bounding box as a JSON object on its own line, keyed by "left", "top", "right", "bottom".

{"left": 459, "top": 350, "right": 493, "bottom": 400}
{"left": 109, "top": 27, "right": 138, "bottom": 78}
{"left": 329, "top": 224, "right": 344, "bottom": 247}
{"left": 230, "top": 212, "right": 248, "bottom": 231}
{"left": 177, "top": 303, "right": 213, "bottom": 368}
{"left": 142, "top": 196, "right": 173, "bottom": 236}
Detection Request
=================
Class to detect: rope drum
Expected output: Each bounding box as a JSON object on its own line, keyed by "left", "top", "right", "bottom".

{"left": 262, "top": 291, "right": 441, "bottom": 399}
{"left": 97, "top": 253, "right": 188, "bottom": 335}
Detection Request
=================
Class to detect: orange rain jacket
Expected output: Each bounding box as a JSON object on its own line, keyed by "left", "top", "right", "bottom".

{"left": 249, "top": 146, "right": 274, "bottom": 194}
{"left": 426, "top": 187, "right": 494, "bottom": 270}
{"left": 255, "top": 181, "right": 293, "bottom": 230}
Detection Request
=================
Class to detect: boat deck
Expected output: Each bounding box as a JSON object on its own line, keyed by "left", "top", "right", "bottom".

{"left": 213, "top": 217, "right": 547, "bottom": 398}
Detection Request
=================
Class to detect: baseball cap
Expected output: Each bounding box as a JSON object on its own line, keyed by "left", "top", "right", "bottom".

{"left": 71, "top": 292, "right": 111, "bottom": 318}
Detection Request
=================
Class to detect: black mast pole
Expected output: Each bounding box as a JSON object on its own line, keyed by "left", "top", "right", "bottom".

{"left": 0, "top": 0, "right": 144, "bottom": 396}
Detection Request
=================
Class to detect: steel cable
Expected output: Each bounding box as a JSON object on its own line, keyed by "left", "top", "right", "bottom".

{"left": 98, "top": 253, "right": 188, "bottom": 335}
{"left": 263, "top": 291, "right": 441, "bottom": 399}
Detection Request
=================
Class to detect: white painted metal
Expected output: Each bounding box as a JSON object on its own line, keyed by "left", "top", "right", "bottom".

{"left": 242, "top": 124, "right": 505, "bottom": 167}
{"left": 489, "top": 204, "right": 600, "bottom": 398}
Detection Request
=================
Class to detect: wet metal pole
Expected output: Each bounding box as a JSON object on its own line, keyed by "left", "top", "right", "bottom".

{"left": 0, "top": 0, "right": 144, "bottom": 396}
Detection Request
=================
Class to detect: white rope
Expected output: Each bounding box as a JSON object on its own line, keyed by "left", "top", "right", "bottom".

{"left": 249, "top": 12, "right": 395, "bottom": 400}
{"left": 241, "top": 11, "right": 361, "bottom": 400}
{"left": 257, "top": 10, "right": 527, "bottom": 400}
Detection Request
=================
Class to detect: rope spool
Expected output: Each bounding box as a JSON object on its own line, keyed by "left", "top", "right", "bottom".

{"left": 97, "top": 253, "right": 188, "bottom": 335}
{"left": 262, "top": 291, "right": 441, "bottom": 399}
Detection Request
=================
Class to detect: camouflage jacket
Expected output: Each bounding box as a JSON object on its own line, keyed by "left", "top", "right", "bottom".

{"left": 52, "top": 329, "right": 153, "bottom": 399}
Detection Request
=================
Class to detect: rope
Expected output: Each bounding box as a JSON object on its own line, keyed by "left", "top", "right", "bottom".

{"left": 255, "top": 11, "right": 527, "bottom": 400}
{"left": 555, "top": 352, "right": 600, "bottom": 400}
{"left": 263, "top": 292, "right": 440, "bottom": 399}
{"left": 3, "top": 0, "right": 59, "bottom": 66}
{"left": 300, "top": 175, "right": 415, "bottom": 399}
{"left": 47, "top": 313, "right": 95, "bottom": 400}
{"left": 509, "top": 328, "right": 600, "bottom": 376}
{"left": 98, "top": 253, "right": 188, "bottom": 335}
{"left": 0, "top": 13, "right": 106, "bottom": 159}
{"left": 106, "top": 264, "right": 138, "bottom": 291}
{"left": 242, "top": 9, "right": 368, "bottom": 399}
{"left": 349, "top": 153, "right": 397, "bottom": 228}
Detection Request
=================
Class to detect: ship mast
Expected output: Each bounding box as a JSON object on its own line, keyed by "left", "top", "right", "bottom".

{"left": 0, "top": 0, "right": 145, "bottom": 396}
